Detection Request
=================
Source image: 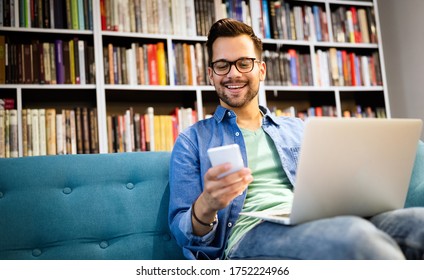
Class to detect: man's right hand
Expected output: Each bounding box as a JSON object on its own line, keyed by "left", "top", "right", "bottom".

{"left": 191, "top": 163, "right": 253, "bottom": 236}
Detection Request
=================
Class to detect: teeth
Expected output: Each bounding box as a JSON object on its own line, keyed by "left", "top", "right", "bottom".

{"left": 227, "top": 85, "right": 243, "bottom": 89}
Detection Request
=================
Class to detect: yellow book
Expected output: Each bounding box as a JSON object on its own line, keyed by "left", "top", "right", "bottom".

{"left": 69, "top": 39, "right": 76, "bottom": 84}
{"left": 164, "top": 115, "right": 174, "bottom": 151}
{"left": 156, "top": 42, "right": 167, "bottom": 85}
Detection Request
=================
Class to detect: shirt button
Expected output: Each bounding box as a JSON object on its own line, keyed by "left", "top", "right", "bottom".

{"left": 235, "top": 132, "right": 240, "bottom": 136}
{"left": 227, "top": 112, "right": 231, "bottom": 117}
{"left": 228, "top": 222, "right": 233, "bottom": 228}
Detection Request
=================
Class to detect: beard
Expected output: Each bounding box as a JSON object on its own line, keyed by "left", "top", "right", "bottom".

{"left": 216, "top": 80, "right": 259, "bottom": 108}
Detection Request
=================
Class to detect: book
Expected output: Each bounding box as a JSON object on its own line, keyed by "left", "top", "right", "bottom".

{"left": 68, "top": 39, "right": 76, "bottom": 84}
{"left": 75, "top": 107, "right": 83, "bottom": 153}
{"left": 357, "top": 8, "right": 370, "bottom": 44}
{"left": 62, "top": 40, "right": 71, "bottom": 84}
{"left": 107, "top": 115, "right": 114, "bottom": 152}
{"left": 145, "top": 106, "right": 154, "bottom": 151}
{"left": 71, "top": 0, "right": 79, "bottom": 29}
{"left": 4, "top": 110, "right": 10, "bottom": 158}
{"left": 31, "top": 109, "right": 40, "bottom": 156}
{"left": 9, "top": 109, "right": 18, "bottom": 157}
{"left": 26, "top": 108, "right": 33, "bottom": 156}
{"left": 0, "top": 109, "right": 5, "bottom": 157}
{"left": 55, "top": 40, "right": 65, "bottom": 84}
{"left": 56, "top": 113, "right": 64, "bottom": 154}
{"left": 156, "top": 42, "right": 167, "bottom": 85}
{"left": 46, "top": 108, "right": 56, "bottom": 155}
{"left": 147, "top": 43, "right": 158, "bottom": 85}
{"left": 82, "top": 107, "right": 90, "bottom": 153}
{"left": 54, "top": 0, "right": 66, "bottom": 28}
{"left": 49, "top": 43, "right": 57, "bottom": 84}
{"left": 22, "top": 108, "right": 28, "bottom": 156}
{"left": 73, "top": 38, "right": 80, "bottom": 84}
{"left": 89, "top": 107, "right": 98, "bottom": 153}
{"left": 78, "top": 40, "right": 86, "bottom": 84}
{"left": 77, "top": 0, "right": 85, "bottom": 30}
{"left": 124, "top": 109, "right": 132, "bottom": 152}
{"left": 38, "top": 108, "right": 47, "bottom": 155}
{"left": 70, "top": 109, "right": 77, "bottom": 154}
{"left": 133, "top": 112, "right": 141, "bottom": 151}
{"left": 43, "top": 42, "right": 51, "bottom": 84}
{"left": 0, "top": 36, "right": 5, "bottom": 83}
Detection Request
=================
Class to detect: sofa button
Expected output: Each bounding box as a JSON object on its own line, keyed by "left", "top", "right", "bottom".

{"left": 63, "top": 187, "right": 72, "bottom": 194}
{"left": 126, "top": 183, "right": 134, "bottom": 190}
{"left": 32, "top": 249, "right": 42, "bottom": 257}
{"left": 99, "top": 241, "right": 109, "bottom": 249}
{"left": 0, "top": 191, "right": 3, "bottom": 198}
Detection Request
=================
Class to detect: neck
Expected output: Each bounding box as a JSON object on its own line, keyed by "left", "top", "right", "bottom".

{"left": 220, "top": 98, "right": 263, "bottom": 130}
{"left": 235, "top": 107, "right": 263, "bottom": 131}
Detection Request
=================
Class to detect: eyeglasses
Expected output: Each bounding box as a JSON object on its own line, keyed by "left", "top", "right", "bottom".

{"left": 210, "top": 57, "right": 259, "bottom": 76}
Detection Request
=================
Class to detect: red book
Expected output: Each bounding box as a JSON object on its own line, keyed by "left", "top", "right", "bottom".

{"left": 0, "top": 98, "right": 15, "bottom": 109}
{"left": 349, "top": 53, "right": 356, "bottom": 86}
{"left": 147, "top": 44, "right": 158, "bottom": 85}
{"left": 100, "top": 0, "right": 107, "bottom": 30}
{"left": 350, "top": 7, "right": 362, "bottom": 43}
{"left": 341, "top": 50, "right": 349, "bottom": 86}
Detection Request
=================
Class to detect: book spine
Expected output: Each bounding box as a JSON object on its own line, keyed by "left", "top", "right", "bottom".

{"left": 8, "top": 109, "right": 18, "bottom": 157}
{"left": 68, "top": 39, "right": 75, "bottom": 84}
{"left": 55, "top": 40, "right": 65, "bottom": 84}
{"left": 49, "top": 43, "right": 57, "bottom": 84}
{"left": 77, "top": 0, "right": 84, "bottom": 30}
{"left": 56, "top": 113, "right": 64, "bottom": 154}
{"left": 1, "top": 109, "right": 6, "bottom": 157}
{"left": 70, "top": 0, "right": 78, "bottom": 29}
{"left": 46, "top": 108, "right": 56, "bottom": 155}
{"left": 78, "top": 40, "right": 86, "bottom": 84}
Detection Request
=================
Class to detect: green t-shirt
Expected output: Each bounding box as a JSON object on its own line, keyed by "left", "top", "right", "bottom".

{"left": 225, "top": 127, "right": 294, "bottom": 256}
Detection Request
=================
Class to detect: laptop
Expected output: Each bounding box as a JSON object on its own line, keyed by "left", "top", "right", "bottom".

{"left": 240, "top": 117, "right": 422, "bottom": 225}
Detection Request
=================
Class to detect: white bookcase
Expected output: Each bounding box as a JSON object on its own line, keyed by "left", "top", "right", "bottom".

{"left": 0, "top": 0, "right": 389, "bottom": 156}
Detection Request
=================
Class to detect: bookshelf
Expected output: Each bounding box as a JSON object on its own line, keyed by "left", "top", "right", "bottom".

{"left": 0, "top": 0, "right": 389, "bottom": 157}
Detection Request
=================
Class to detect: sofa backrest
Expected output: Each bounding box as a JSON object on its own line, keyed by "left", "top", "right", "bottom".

{"left": 0, "top": 152, "right": 184, "bottom": 260}
{"left": 405, "top": 140, "right": 424, "bottom": 207}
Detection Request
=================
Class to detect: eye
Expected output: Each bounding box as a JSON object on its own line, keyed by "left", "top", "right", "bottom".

{"left": 214, "top": 61, "right": 229, "bottom": 70}
{"left": 237, "top": 59, "right": 252, "bottom": 69}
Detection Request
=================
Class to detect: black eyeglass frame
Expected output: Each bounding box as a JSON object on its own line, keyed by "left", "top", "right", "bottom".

{"left": 209, "top": 57, "right": 260, "bottom": 76}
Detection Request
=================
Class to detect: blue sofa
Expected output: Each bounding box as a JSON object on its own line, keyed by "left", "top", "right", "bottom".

{"left": 0, "top": 152, "right": 184, "bottom": 260}
{"left": 0, "top": 142, "right": 423, "bottom": 260}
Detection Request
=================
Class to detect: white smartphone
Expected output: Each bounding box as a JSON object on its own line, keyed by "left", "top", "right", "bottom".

{"left": 207, "top": 144, "right": 244, "bottom": 179}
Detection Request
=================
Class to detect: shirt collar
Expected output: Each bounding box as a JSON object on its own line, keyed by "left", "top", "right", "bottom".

{"left": 213, "top": 105, "right": 280, "bottom": 126}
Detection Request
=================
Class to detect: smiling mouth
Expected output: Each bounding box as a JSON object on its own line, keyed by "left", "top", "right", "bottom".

{"left": 225, "top": 83, "right": 246, "bottom": 89}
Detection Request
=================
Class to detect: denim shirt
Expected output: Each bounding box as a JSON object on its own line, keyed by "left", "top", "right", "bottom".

{"left": 168, "top": 105, "right": 305, "bottom": 259}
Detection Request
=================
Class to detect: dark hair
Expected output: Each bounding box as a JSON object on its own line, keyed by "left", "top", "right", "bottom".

{"left": 206, "top": 18, "right": 263, "bottom": 65}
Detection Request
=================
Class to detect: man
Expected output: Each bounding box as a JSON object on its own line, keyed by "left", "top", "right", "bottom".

{"left": 168, "top": 18, "right": 424, "bottom": 260}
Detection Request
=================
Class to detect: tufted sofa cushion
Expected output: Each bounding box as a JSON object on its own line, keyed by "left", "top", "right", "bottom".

{"left": 0, "top": 152, "right": 184, "bottom": 260}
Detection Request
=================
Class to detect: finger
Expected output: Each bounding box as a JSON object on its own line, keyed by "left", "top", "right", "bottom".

{"left": 204, "top": 163, "right": 232, "bottom": 180}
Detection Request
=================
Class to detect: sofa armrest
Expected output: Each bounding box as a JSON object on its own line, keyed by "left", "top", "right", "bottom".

{"left": 405, "top": 140, "right": 424, "bottom": 207}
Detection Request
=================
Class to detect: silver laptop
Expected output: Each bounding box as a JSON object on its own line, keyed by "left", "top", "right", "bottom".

{"left": 240, "top": 117, "right": 422, "bottom": 225}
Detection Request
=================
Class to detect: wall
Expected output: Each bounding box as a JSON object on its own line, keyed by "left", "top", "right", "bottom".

{"left": 377, "top": 0, "right": 424, "bottom": 140}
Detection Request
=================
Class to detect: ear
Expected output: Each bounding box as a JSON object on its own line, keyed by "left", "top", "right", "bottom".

{"left": 208, "top": 67, "right": 214, "bottom": 86}
{"left": 259, "top": 61, "right": 266, "bottom": 82}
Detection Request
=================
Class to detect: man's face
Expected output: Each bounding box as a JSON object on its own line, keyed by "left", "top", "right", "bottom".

{"left": 208, "top": 35, "right": 266, "bottom": 109}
